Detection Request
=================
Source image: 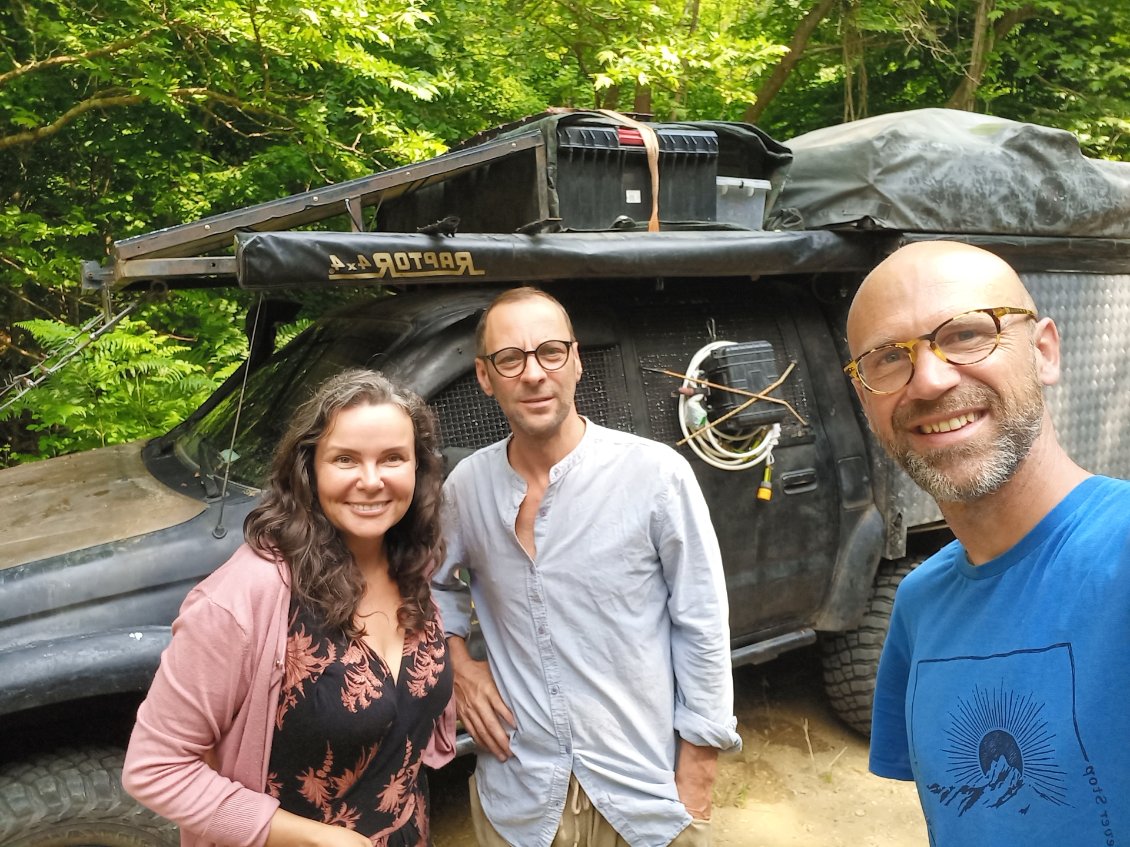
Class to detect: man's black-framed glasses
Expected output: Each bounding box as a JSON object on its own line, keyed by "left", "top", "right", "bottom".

{"left": 844, "top": 306, "right": 1037, "bottom": 395}
{"left": 480, "top": 339, "right": 575, "bottom": 378}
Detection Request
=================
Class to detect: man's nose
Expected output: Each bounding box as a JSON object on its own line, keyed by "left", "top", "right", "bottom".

{"left": 905, "top": 341, "right": 961, "bottom": 399}
{"left": 521, "top": 351, "right": 548, "bottom": 381}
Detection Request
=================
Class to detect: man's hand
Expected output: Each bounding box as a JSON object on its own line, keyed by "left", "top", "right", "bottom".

{"left": 449, "top": 636, "right": 515, "bottom": 762}
{"left": 674, "top": 738, "right": 718, "bottom": 821}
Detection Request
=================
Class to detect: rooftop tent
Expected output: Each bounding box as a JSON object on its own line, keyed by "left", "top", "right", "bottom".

{"left": 88, "top": 110, "right": 794, "bottom": 293}
{"left": 233, "top": 229, "right": 888, "bottom": 291}
{"left": 772, "top": 108, "right": 1130, "bottom": 237}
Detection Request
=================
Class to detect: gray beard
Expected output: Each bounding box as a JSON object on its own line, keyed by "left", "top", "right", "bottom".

{"left": 896, "top": 412, "right": 1042, "bottom": 502}
{"left": 884, "top": 380, "right": 1045, "bottom": 504}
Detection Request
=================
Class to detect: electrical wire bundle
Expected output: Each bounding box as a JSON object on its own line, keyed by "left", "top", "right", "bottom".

{"left": 678, "top": 340, "right": 782, "bottom": 472}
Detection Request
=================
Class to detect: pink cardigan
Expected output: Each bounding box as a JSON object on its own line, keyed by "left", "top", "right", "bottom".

{"left": 123, "top": 544, "right": 456, "bottom": 847}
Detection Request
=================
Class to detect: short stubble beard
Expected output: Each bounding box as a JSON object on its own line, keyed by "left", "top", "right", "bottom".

{"left": 882, "top": 372, "right": 1045, "bottom": 504}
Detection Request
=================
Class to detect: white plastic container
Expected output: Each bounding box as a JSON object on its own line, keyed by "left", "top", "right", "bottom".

{"left": 715, "top": 176, "right": 771, "bottom": 229}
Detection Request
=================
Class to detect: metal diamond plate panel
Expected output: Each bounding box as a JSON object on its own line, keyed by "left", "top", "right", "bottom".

{"left": 1029, "top": 272, "right": 1130, "bottom": 479}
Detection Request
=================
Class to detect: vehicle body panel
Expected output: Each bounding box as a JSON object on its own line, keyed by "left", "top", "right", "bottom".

{"left": 0, "top": 442, "right": 205, "bottom": 570}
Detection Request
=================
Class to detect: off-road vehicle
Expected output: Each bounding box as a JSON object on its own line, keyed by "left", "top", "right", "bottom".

{"left": 2, "top": 108, "right": 1128, "bottom": 844}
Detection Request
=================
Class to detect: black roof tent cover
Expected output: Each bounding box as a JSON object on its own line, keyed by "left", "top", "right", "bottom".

{"left": 774, "top": 108, "right": 1130, "bottom": 238}
{"left": 234, "top": 229, "right": 888, "bottom": 291}
{"left": 234, "top": 230, "right": 1130, "bottom": 290}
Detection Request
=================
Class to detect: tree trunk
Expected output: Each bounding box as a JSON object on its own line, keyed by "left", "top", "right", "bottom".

{"left": 633, "top": 84, "right": 653, "bottom": 116}
{"left": 945, "top": 2, "right": 1036, "bottom": 110}
{"left": 946, "top": 0, "right": 994, "bottom": 110}
{"left": 600, "top": 84, "right": 621, "bottom": 111}
{"left": 742, "top": 0, "right": 839, "bottom": 124}
{"left": 841, "top": 0, "right": 863, "bottom": 121}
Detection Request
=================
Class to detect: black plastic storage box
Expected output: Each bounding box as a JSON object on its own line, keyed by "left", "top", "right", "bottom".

{"left": 703, "top": 341, "right": 786, "bottom": 433}
{"left": 371, "top": 112, "right": 789, "bottom": 235}
{"left": 554, "top": 125, "right": 719, "bottom": 229}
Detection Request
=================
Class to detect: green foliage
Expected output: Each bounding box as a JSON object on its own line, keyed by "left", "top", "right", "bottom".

{"left": 2, "top": 315, "right": 237, "bottom": 460}
{"left": 752, "top": 0, "right": 1130, "bottom": 154}
{"left": 2, "top": 0, "right": 1128, "bottom": 467}
{"left": 0, "top": 0, "right": 458, "bottom": 464}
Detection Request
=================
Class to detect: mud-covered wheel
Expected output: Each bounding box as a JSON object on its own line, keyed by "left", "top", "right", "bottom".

{"left": 0, "top": 747, "right": 179, "bottom": 847}
{"left": 820, "top": 557, "right": 920, "bottom": 736}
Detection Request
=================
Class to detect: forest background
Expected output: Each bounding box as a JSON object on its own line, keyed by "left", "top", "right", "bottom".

{"left": 2, "top": 0, "right": 1128, "bottom": 465}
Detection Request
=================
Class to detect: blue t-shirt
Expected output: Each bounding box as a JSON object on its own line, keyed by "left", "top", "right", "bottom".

{"left": 870, "top": 476, "right": 1130, "bottom": 846}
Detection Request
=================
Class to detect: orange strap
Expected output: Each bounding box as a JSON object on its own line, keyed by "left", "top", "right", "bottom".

{"left": 598, "top": 110, "right": 661, "bottom": 232}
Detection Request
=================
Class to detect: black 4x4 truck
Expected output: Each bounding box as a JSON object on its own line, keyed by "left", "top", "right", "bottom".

{"left": 2, "top": 109, "right": 1129, "bottom": 844}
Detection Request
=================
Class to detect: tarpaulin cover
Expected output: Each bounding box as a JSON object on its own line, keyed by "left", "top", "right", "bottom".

{"left": 773, "top": 108, "right": 1130, "bottom": 237}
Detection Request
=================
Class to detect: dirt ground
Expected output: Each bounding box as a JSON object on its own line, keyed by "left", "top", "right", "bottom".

{"left": 429, "top": 645, "right": 926, "bottom": 847}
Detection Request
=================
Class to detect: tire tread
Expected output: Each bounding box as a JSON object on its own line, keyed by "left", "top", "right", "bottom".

{"left": 0, "top": 747, "right": 178, "bottom": 847}
{"left": 821, "top": 557, "right": 919, "bottom": 736}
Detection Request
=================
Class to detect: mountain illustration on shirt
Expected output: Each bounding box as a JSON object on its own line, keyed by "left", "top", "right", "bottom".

{"left": 909, "top": 644, "right": 1101, "bottom": 827}
{"left": 926, "top": 699, "right": 1065, "bottom": 814}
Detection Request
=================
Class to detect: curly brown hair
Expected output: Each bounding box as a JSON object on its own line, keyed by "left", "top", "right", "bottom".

{"left": 244, "top": 369, "right": 445, "bottom": 636}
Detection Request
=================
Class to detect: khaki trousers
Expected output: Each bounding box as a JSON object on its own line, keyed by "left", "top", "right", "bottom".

{"left": 469, "top": 773, "right": 712, "bottom": 847}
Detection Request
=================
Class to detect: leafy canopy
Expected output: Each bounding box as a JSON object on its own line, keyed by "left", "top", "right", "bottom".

{"left": 3, "top": 0, "right": 1128, "bottom": 465}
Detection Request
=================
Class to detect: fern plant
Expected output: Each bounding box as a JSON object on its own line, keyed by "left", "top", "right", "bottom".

{"left": 3, "top": 315, "right": 242, "bottom": 461}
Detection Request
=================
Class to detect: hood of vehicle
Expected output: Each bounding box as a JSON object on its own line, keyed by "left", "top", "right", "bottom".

{"left": 0, "top": 441, "right": 207, "bottom": 570}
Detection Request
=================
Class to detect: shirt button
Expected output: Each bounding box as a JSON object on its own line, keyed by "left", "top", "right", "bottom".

{"left": 551, "top": 685, "right": 559, "bottom": 695}
{"left": 538, "top": 508, "right": 548, "bottom": 518}
{"left": 538, "top": 625, "right": 546, "bottom": 635}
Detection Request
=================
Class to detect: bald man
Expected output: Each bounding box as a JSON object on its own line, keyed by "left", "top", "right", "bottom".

{"left": 844, "top": 242, "right": 1130, "bottom": 844}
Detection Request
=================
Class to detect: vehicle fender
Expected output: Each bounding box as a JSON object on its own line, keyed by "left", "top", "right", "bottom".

{"left": 811, "top": 503, "right": 885, "bottom": 631}
{"left": 0, "top": 626, "right": 170, "bottom": 716}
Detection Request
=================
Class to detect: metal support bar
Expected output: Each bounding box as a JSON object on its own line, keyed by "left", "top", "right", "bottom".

{"left": 113, "top": 256, "right": 238, "bottom": 281}
{"left": 344, "top": 196, "right": 364, "bottom": 233}
{"left": 111, "top": 132, "right": 545, "bottom": 263}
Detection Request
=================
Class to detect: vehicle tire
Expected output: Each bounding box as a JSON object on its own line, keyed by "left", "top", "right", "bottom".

{"left": 820, "top": 556, "right": 920, "bottom": 737}
{"left": 0, "top": 747, "right": 179, "bottom": 847}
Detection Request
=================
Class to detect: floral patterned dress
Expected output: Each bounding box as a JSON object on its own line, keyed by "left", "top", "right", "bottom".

{"left": 266, "top": 600, "right": 453, "bottom": 846}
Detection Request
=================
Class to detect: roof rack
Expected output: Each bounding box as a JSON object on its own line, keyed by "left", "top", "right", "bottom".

{"left": 84, "top": 130, "right": 547, "bottom": 292}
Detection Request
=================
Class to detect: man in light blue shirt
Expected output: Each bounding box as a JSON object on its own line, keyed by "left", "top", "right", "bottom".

{"left": 432, "top": 287, "right": 741, "bottom": 847}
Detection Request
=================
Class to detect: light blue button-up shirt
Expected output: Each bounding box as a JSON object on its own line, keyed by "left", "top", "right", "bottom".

{"left": 433, "top": 421, "right": 741, "bottom": 847}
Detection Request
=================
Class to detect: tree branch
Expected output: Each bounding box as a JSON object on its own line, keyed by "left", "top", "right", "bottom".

{"left": 0, "top": 28, "right": 163, "bottom": 88}
{"left": 0, "top": 86, "right": 294, "bottom": 150}
{"left": 0, "top": 267, "right": 61, "bottom": 320}
{"left": 946, "top": 3, "right": 1037, "bottom": 110}
{"left": 743, "top": 0, "right": 838, "bottom": 124}
{"left": 946, "top": 0, "right": 993, "bottom": 110}
{"left": 0, "top": 330, "right": 41, "bottom": 362}
{"left": 0, "top": 92, "right": 143, "bottom": 149}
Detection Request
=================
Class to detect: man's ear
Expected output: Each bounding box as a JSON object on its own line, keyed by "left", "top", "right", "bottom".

{"left": 475, "top": 357, "right": 493, "bottom": 396}
{"left": 1032, "top": 316, "right": 1061, "bottom": 386}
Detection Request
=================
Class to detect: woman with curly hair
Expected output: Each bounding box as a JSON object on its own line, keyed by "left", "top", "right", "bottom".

{"left": 124, "top": 369, "right": 455, "bottom": 847}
